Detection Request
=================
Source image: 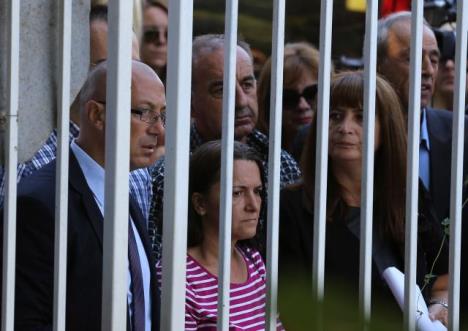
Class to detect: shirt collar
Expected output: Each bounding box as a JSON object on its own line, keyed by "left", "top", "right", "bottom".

{"left": 70, "top": 140, "right": 105, "bottom": 209}
{"left": 420, "top": 108, "right": 430, "bottom": 150}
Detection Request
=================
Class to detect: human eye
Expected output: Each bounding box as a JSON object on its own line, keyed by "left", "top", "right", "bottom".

{"left": 242, "top": 79, "right": 255, "bottom": 92}
{"left": 254, "top": 186, "right": 263, "bottom": 196}
{"left": 210, "top": 83, "right": 224, "bottom": 99}
{"left": 355, "top": 112, "right": 363, "bottom": 122}
{"left": 330, "top": 111, "right": 342, "bottom": 121}
{"left": 138, "top": 109, "right": 154, "bottom": 120}
{"left": 233, "top": 189, "right": 243, "bottom": 198}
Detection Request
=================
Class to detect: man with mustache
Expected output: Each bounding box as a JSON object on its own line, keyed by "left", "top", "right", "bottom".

{"left": 148, "top": 34, "right": 301, "bottom": 257}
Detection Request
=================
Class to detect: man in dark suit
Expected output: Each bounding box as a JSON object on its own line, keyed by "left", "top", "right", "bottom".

{"left": 377, "top": 11, "right": 468, "bottom": 222}
{"left": 8, "top": 60, "right": 165, "bottom": 330}
{"left": 377, "top": 11, "right": 468, "bottom": 320}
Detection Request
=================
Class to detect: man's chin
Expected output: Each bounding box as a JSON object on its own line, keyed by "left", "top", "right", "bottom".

{"left": 234, "top": 124, "right": 255, "bottom": 142}
{"left": 130, "top": 156, "right": 156, "bottom": 171}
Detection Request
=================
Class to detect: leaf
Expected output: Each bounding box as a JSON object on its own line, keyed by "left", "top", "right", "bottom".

{"left": 424, "top": 273, "right": 437, "bottom": 283}
{"left": 441, "top": 218, "right": 450, "bottom": 236}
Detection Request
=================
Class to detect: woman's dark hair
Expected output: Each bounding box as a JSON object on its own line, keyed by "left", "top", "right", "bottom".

{"left": 300, "top": 70, "right": 407, "bottom": 244}
{"left": 188, "top": 140, "right": 265, "bottom": 249}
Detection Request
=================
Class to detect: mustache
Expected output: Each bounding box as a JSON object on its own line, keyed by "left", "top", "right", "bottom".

{"left": 235, "top": 107, "right": 255, "bottom": 118}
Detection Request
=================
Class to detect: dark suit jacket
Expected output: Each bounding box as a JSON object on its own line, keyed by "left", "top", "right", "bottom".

{"left": 5, "top": 151, "right": 160, "bottom": 331}
{"left": 426, "top": 107, "right": 468, "bottom": 221}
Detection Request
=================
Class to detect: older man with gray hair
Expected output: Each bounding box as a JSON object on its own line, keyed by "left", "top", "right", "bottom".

{"left": 148, "top": 34, "right": 301, "bottom": 258}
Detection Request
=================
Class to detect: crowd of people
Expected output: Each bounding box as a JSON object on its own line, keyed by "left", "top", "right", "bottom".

{"left": 2, "top": 1, "right": 468, "bottom": 330}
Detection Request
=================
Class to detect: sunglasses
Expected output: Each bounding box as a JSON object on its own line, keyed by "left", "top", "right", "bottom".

{"left": 143, "top": 28, "right": 168, "bottom": 44}
{"left": 282, "top": 84, "right": 318, "bottom": 109}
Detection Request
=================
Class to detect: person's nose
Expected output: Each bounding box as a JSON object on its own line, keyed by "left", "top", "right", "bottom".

{"left": 148, "top": 117, "right": 164, "bottom": 136}
{"left": 245, "top": 190, "right": 260, "bottom": 213}
{"left": 235, "top": 83, "right": 248, "bottom": 109}
{"left": 156, "top": 30, "right": 167, "bottom": 45}
{"left": 445, "top": 59, "right": 455, "bottom": 69}
{"left": 422, "top": 54, "right": 436, "bottom": 78}
{"left": 337, "top": 116, "right": 353, "bottom": 134}
{"left": 296, "top": 96, "right": 311, "bottom": 111}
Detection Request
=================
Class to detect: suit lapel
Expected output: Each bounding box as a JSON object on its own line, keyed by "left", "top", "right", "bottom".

{"left": 426, "top": 108, "right": 451, "bottom": 221}
{"left": 69, "top": 150, "right": 104, "bottom": 249}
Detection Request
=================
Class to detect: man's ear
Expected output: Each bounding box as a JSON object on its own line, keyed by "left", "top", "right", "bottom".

{"left": 86, "top": 100, "right": 106, "bottom": 131}
{"left": 191, "top": 192, "right": 206, "bottom": 216}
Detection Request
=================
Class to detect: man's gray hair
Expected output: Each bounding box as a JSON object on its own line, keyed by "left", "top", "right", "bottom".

{"left": 377, "top": 11, "right": 432, "bottom": 63}
{"left": 192, "top": 34, "right": 253, "bottom": 68}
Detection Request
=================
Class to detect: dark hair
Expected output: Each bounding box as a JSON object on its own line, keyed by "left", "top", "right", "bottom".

{"left": 145, "top": 0, "right": 168, "bottom": 13}
{"left": 300, "top": 71, "right": 407, "bottom": 244}
{"left": 188, "top": 140, "right": 265, "bottom": 249}
{"left": 90, "top": 5, "right": 108, "bottom": 23}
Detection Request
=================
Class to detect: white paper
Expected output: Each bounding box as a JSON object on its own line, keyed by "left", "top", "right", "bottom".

{"left": 382, "top": 267, "right": 446, "bottom": 331}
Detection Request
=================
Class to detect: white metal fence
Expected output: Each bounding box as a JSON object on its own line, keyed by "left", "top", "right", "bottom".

{"left": 2, "top": 0, "right": 467, "bottom": 330}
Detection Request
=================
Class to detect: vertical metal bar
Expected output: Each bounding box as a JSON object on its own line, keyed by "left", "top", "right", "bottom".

{"left": 404, "top": 4, "right": 423, "bottom": 331}
{"left": 1, "top": 0, "right": 19, "bottom": 330}
{"left": 53, "top": 0, "right": 72, "bottom": 330}
{"left": 448, "top": 1, "right": 467, "bottom": 329}
{"left": 217, "top": 1, "right": 238, "bottom": 330}
{"left": 101, "top": 1, "right": 133, "bottom": 330}
{"left": 313, "top": 0, "right": 334, "bottom": 304}
{"left": 265, "top": 0, "right": 285, "bottom": 330}
{"left": 359, "top": 0, "right": 378, "bottom": 328}
{"left": 160, "top": 0, "right": 193, "bottom": 329}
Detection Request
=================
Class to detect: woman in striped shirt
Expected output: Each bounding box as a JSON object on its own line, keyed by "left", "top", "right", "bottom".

{"left": 157, "top": 140, "right": 284, "bottom": 330}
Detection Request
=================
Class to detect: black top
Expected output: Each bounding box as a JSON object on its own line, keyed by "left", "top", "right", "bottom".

{"left": 278, "top": 185, "right": 448, "bottom": 328}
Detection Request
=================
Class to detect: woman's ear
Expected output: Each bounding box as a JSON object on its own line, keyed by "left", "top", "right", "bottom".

{"left": 192, "top": 192, "right": 206, "bottom": 216}
{"left": 86, "top": 100, "right": 106, "bottom": 131}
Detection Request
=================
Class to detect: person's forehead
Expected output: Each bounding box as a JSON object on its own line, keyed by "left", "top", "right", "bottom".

{"left": 195, "top": 46, "right": 254, "bottom": 79}
{"left": 144, "top": 5, "right": 168, "bottom": 25}
{"left": 387, "top": 21, "right": 438, "bottom": 52}
{"left": 131, "top": 67, "right": 165, "bottom": 103}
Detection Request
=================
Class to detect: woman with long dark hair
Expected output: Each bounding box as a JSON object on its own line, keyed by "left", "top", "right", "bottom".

{"left": 157, "top": 140, "right": 284, "bottom": 330}
{"left": 279, "top": 71, "right": 449, "bottom": 327}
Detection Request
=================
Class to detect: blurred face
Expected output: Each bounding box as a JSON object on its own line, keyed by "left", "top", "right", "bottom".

{"left": 283, "top": 71, "right": 317, "bottom": 134}
{"left": 192, "top": 46, "right": 258, "bottom": 143}
{"left": 378, "top": 21, "right": 440, "bottom": 110}
{"left": 197, "top": 160, "right": 263, "bottom": 242}
{"left": 140, "top": 5, "right": 168, "bottom": 73}
{"left": 90, "top": 20, "right": 140, "bottom": 67}
{"left": 129, "top": 66, "right": 166, "bottom": 169}
{"left": 328, "top": 106, "right": 381, "bottom": 163}
{"left": 436, "top": 58, "right": 455, "bottom": 97}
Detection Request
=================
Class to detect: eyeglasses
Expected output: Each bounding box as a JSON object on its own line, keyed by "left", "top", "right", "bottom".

{"left": 131, "top": 108, "right": 166, "bottom": 126}
{"left": 282, "top": 84, "right": 318, "bottom": 109}
{"left": 95, "top": 101, "right": 166, "bottom": 126}
{"left": 143, "top": 28, "right": 168, "bottom": 44}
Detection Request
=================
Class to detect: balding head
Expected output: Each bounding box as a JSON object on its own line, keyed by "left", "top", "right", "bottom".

{"left": 76, "top": 60, "right": 166, "bottom": 169}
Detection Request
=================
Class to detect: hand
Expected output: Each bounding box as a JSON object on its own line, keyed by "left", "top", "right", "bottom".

{"left": 428, "top": 303, "right": 448, "bottom": 326}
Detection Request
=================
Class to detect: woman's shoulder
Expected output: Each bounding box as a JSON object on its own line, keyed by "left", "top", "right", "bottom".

{"left": 239, "top": 246, "right": 266, "bottom": 275}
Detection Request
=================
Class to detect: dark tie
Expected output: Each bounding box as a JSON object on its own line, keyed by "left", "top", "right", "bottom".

{"left": 128, "top": 221, "right": 145, "bottom": 331}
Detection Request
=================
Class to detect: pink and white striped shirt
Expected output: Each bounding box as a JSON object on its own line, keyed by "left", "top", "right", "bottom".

{"left": 156, "top": 247, "right": 284, "bottom": 330}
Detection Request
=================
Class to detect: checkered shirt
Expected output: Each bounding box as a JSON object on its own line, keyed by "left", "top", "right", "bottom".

{"left": 0, "top": 122, "right": 152, "bottom": 219}
{"left": 148, "top": 124, "right": 302, "bottom": 259}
